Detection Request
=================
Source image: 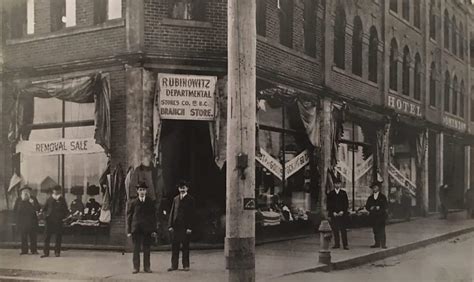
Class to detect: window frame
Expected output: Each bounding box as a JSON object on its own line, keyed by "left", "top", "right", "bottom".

{"left": 402, "top": 0, "right": 409, "bottom": 21}
{"left": 414, "top": 53, "right": 421, "bottom": 101}
{"left": 429, "top": 63, "right": 436, "bottom": 107}
{"left": 389, "top": 39, "right": 399, "bottom": 91}
{"left": 444, "top": 9, "right": 449, "bottom": 50}
{"left": 303, "top": 0, "right": 316, "bottom": 57}
{"left": 333, "top": 5, "right": 346, "bottom": 69}
{"left": 444, "top": 72, "right": 451, "bottom": 113}
{"left": 390, "top": 0, "right": 398, "bottom": 13}
{"left": 351, "top": 16, "right": 363, "bottom": 77}
{"left": 279, "top": 0, "right": 294, "bottom": 48}
{"left": 414, "top": 0, "right": 421, "bottom": 29}
{"left": 402, "top": 46, "right": 410, "bottom": 96}
{"left": 368, "top": 27, "right": 378, "bottom": 83}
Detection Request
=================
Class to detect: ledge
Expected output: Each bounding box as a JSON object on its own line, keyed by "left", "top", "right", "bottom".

{"left": 388, "top": 10, "right": 422, "bottom": 36}
{"left": 331, "top": 65, "right": 380, "bottom": 89}
{"left": 6, "top": 19, "right": 125, "bottom": 45}
{"left": 161, "top": 18, "right": 212, "bottom": 28}
{"left": 257, "top": 35, "right": 319, "bottom": 64}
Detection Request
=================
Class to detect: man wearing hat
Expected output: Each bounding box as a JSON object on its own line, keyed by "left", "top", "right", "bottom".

{"left": 168, "top": 180, "right": 195, "bottom": 272}
{"left": 126, "top": 182, "right": 157, "bottom": 274}
{"left": 365, "top": 180, "right": 388, "bottom": 249}
{"left": 13, "top": 186, "right": 40, "bottom": 255}
{"left": 41, "top": 185, "right": 69, "bottom": 258}
{"left": 327, "top": 174, "right": 349, "bottom": 250}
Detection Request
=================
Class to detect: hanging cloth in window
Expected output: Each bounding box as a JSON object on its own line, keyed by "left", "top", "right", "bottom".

{"left": 8, "top": 73, "right": 111, "bottom": 154}
{"left": 297, "top": 100, "right": 319, "bottom": 147}
{"left": 209, "top": 76, "right": 227, "bottom": 169}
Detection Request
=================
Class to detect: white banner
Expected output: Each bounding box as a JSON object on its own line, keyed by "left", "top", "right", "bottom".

{"left": 158, "top": 73, "right": 217, "bottom": 121}
{"left": 16, "top": 138, "right": 104, "bottom": 156}
{"left": 256, "top": 148, "right": 310, "bottom": 180}
{"left": 388, "top": 163, "right": 416, "bottom": 197}
{"left": 336, "top": 155, "right": 373, "bottom": 182}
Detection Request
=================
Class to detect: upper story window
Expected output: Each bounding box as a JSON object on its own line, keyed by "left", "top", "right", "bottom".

{"left": 402, "top": 46, "right": 410, "bottom": 96}
{"left": 304, "top": 0, "right": 316, "bottom": 57}
{"left": 402, "top": 0, "right": 409, "bottom": 21}
{"left": 429, "top": 62, "right": 436, "bottom": 107}
{"left": 50, "top": 0, "right": 76, "bottom": 32}
{"left": 471, "top": 33, "right": 474, "bottom": 68}
{"left": 389, "top": 38, "right": 399, "bottom": 91}
{"left": 5, "top": 0, "right": 34, "bottom": 39}
{"left": 333, "top": 4, "right": 346, "bottom": 69}
{"left": 414, "top": 1, "right": 420, "bottom": 28}
{"left": 390, "top": 0, "right": 398, "bottom": 13}
{"left": 351, "top": 16, "right": 363, "bottom": 77}
{"left": 256, "top": 0, "right": 267, "bottom": 36}
{"left": 471, "top": 87, "right": 474, "bottom": 122}
{"left": 368, "top": 26, "right": 378, "bottom": 83}
{"left": 452, "top": 76, "right": 458, "bottom": 115}
{"left": 170, "top": 0, "right": 206, "bottom": 21}
{"left": 279, "top": 0, "right": 294, "bottom": 48}
{"left": 429, "top": 0, "right": 436, "bottom": 40}
{"left": 94, "top": 0, "right": 122, "bottom": 25}
{"left": 451, "top": 16, "right": 457, "bottom": 56}
{"left": 414, "top": 53, "right": 421, "bottom": 101}
{"left": 444, "top": 9, "right": 449, "bottom": 50}
{"left": 444, "top": 71, "right": 450, "bottom": 113}
{"left": 459, "top": 23, "right": 464, "bottom": 60}
{"left": 459, "top": 81, "right": 465, "bottom": 118}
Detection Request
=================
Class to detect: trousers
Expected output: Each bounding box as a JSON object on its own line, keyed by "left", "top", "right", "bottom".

{"left": 132, "top": 232, "right": 152, "bottom": 270}
{"left": 20, "top": 230, "right": 37, "bottom": 253}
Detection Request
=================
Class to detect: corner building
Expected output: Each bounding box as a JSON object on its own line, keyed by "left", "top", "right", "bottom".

{"left": 0, "top": 0, "right": 473, "bottom": 247}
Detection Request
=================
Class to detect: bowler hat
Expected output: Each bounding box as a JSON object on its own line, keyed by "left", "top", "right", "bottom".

{"left": 52, "top": 185, "right": 62, "bottom": 192}
{"left": 19, "top": 186, "right": 32, "bottom": 192}
{"left": 176, "top": 180, "right": 190, "bottom": 188}
{"left": 136, "top": 181, "right": 148, "bottom": 189}
{"left": 370, "top": 181, "right": 382, "bottom": 188}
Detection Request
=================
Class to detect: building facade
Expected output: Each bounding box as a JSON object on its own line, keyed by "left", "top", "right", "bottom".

{"left": 0, "top": 0, "right": 473, "bottom": 246}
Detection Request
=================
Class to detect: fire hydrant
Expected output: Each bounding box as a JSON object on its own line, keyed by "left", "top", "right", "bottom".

{"left": 318, "top": 219, "right": 332, "bottom": 266}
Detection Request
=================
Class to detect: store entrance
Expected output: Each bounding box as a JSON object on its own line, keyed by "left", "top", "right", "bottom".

{"left": 443, "top": 136, "right": 465, "bottom": 209}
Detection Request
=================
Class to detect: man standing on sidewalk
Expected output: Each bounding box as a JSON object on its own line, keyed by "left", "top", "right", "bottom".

{"left": 41, "top": 185, "right": 69, "bottom": 258}
{"left": 127, "top": 182, "right": 157, "bottom": 274}
{"left": 327, "top": 176, "right": 349, "bottom": 250}
{"left": 14, "top": 186, "right": 40, "bottom": 255}
{"left": 439, "top": 184, "right": 449, "bottom": 219}
{"left": 366, "top": 181, "right": 388, "bottom": 249}
{"left": 168, "top": 180, "right": 195, "bottom": 272}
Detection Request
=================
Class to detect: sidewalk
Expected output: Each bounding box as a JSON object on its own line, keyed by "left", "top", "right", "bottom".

{"left": 0, "top": 212, "right": 472, "bottom": 281}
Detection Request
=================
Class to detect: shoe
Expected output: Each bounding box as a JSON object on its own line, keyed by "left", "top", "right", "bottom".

{"left": 144, "top": 269, "right": 152, "bottom": 273}
{"left": 132, "top": 269, "right": 139, "bottom": 274}
{"left": 343, "top": 246, "right": 349, "bottom": 250}
{"left": 183, "top": 267, "right": 190, "bottom": 272}
{"left": 167, "top": 268, "right": 178, "bottom": 272}
{"left": 40, "top": 254, "right": 49, "bottom": 258}
{"left": 19, "top": 252, "right": 27, "bottom": 255}
{"left": 31, "top": 252, "right": 39, "bottom": 255}
{"left": 370, "top": 245, "right": 379, "bottom": 248}
{"left": 332, "top": 245, "right": 340, "bottom": 249}
{"left": 381, "top": 246, "right": 388, "bottom": 249}
{"left": 55, "top": 253, "right": 60, "bottom": 257}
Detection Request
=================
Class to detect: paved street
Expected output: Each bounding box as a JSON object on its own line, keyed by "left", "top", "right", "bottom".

{"left": 274, "top": 232, "right": 474, "bottom": 282}
{"left": 0, "top": 212, "right": 472, "bottom": 281}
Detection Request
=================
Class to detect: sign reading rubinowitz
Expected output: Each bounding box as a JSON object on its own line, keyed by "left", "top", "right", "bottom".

{"left": 158, "top": 73, "right": 217, "bottom": 121}
{"left": 16, "top": 138, "right": 104, "bottom": 156}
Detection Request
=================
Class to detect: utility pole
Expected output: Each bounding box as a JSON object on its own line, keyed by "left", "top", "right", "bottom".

{"left": 225, "top": 0, "right": 256, "bottom": 281}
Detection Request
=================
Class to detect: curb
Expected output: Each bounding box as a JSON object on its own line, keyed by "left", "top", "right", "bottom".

{"left": 280, "top": 225, "right": 474, "bottom": 276}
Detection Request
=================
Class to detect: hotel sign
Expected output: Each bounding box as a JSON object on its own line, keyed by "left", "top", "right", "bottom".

{"left": 158, "top": 73, "right": 217, "bottom": 121}
{"left": 387, "top": 94, "right": 422, "bottom": 117}
{"left": 442, "top": 115, "right": 467, "bottom": 132}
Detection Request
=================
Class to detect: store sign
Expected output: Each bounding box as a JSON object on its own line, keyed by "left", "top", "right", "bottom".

{"left": 387, "top": 95, "right": 422, "bottom": 117}
{"left": 388, "top": 163, "right": 416, "bottom": 197}
{"left": 442, "top": 115, "right": 467, "bottom": 132}
{"left": 16, "top": 138, "right": 104, "bottom": 156}
{"left": 158, "top": 73, "right": 217, "bottom": 121}
{"left": 256, "top": 148, "right": 310, "bottom": 180}
{"left": 335, "top": 156, "right": 373, "bottom": 182}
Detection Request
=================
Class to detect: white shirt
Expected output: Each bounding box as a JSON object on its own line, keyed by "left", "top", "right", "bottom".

{"left": 180, "top": 192, "right": 187, "bottom": 200}
{"left": 138, "top": 196, "right": 145, "bottom": 202}
{"left": 335, "top": 188, "right": 340, "bottom": 195}
{"left": 373, "top": 192, "right": 379, "bottom": 200}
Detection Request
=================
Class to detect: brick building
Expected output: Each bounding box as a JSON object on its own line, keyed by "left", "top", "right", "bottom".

{"left": 0, "top": 0, "right": 473, "bottom": 247}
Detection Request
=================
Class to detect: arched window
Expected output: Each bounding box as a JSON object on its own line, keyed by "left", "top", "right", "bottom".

{"left": 452, "top": 76, "right": 458, "bottom": 115}
{"left": 402, "top": 0, "right": 409, "bottom": 21}
{"left": 414, "top": 53, "right": 421, "bottom": 101}
{"left": 279, "top": 0, "right": 294, "bottom": 48}
{"left": 429, "top": 0, "right": 436, "bottom": 40}
{"left": 459, "top": 23, "right": 464, "bottom": 60}
{"left": 402, "top": 46, "right": 410, "bottom": 96}
{"left": 256, "top": 0, "right": 267, "bottom": 36}
{"left": 444, "top": 10, "right": 449, "bottom": 50}
{"left": 451, "top": 16, "right": 457, "bottom": 56}
{"left": 471, "top": 87, "right": 474, "bottom": 122}
{"left": 390, "top": 39, "right": 399, "bottom": 91}
{"left": 368, "top": 26, "right": 378, "bottom": 83}
{"left": 414, "top": 0, "right": 421, "bottom": 28}
{"left": 471, "top": 33, "right": 474, "bottom": 68}
{"left": 352, "top": 16, "right": 363, "bottom": 76}
{"left": 390, "top": 0, "right": 398, "bottom": 12}
{"left": 444, "top": 71, "right": 450, "bottom": 112}
{"left": 333, "top": 5, "right": 346, "bottom": 69}
{"left": 303, "top": 0, "right": 316, "bottom": 57}
{"left": 429, "top": 62, "right": 436, "bottom": 107}
{"left": 459, "top": 81, "right": 465, "bottom": 118}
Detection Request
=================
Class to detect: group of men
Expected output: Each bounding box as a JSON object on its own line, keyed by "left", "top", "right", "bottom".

{"left": 14, "top": 185, "right": 68, "bottom": 257}
{"left": 327, "top": 176, "right": 388, "bottom": 249}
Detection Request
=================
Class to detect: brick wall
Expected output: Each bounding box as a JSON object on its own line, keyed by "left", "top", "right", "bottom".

{"left": 108, "top": 70, "right": 127, "bottom": 168}
{"left": 144, "top": 0, "right": 227, "bottom": 57}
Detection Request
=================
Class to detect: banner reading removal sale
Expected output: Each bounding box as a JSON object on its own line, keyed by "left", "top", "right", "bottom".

{"left": 158, "top": 73, "right": 217, "bottom": 121}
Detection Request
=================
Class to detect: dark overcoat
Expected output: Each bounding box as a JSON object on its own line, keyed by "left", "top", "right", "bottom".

{"left": 43, "top": 196, "right": 69, "bottom": 233}
{"left": 14, "top": 197, "right": 40, "bottom": 232}
{"left": 365, "top": 193, "right": 388, "bottom": 226}
{"left": 168, "top": 194, "right": 195, "bottom": 242}
{"left": 127, "top": 197, "right": 157, "bottom": 234}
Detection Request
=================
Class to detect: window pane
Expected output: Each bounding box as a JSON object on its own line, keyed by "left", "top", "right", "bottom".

{"left": 21, "top": 154, "right": 60, "bottom": 205}
{"left": 64, "top": 126, "right": 95, "bottom": 139}
{"left": 33, "top": 97, "right": 62, "bottom": 124}
{"left": 65, "top": 102, "right": 94, "bottom": 122}
{"left": 29, "top": 128, "right": 62, "bottom": 141}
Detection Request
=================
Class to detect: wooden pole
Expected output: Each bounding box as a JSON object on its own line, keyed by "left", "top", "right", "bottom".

{"left": 225, "top": 0, "right": 256, "bottom": 281}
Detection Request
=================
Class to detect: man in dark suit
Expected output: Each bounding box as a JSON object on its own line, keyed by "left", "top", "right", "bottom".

{"left": 41, "top": 185, "right": 69, "bottom": 258}
{"left": 14, "top": 186, "right": 40, "bottom": 255}
{"left": 127, "top": 182, "right": 157, "bottom": 274}
{"left": 168, "top": 180, "right": 195, "bottom": 272}
{"left": 365, "top": 181, "right": 388, "bottom": 249}
{"left": 327, "top": 176, "right": 349, "bottom": 250}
